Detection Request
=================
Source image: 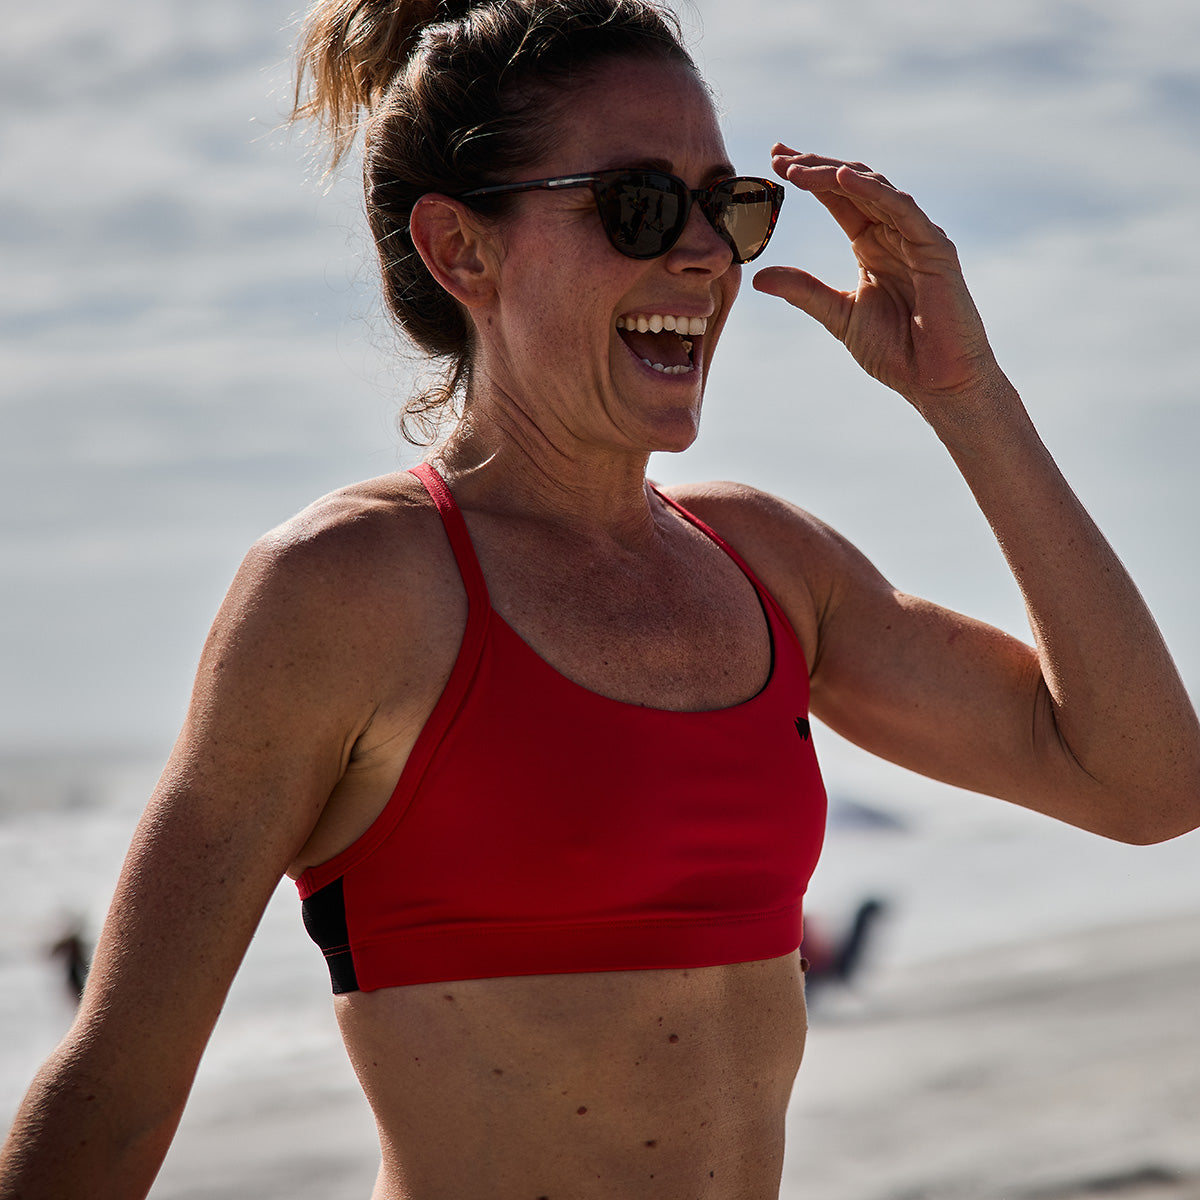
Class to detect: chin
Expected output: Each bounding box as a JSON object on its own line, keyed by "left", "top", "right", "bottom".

{"left": 638, "top": 407, "right": 703, "bottom": 455}
{"left": 608, "top": 369, "right": 705, "bottom": 454}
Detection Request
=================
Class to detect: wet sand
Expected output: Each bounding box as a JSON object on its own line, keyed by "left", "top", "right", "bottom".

{"left": 141, "top": 912, "right": 1200, "bottom": 1198}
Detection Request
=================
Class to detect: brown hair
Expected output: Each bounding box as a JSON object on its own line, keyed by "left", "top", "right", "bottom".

{"left": 293, "top": 0, "right": 695, "bottom": 442}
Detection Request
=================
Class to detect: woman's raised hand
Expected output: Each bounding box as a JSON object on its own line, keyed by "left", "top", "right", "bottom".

{"left": 753, "top": 146, "right": 1009, "bottom": 424}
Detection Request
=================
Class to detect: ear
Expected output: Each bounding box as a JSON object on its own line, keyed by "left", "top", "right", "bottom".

{"left": 409, "top": 195, "right": 499, "bottom": 309}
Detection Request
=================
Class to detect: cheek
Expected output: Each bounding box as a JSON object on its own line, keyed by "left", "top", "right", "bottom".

{"left": 492, "top": 217, "right": 649, "bottom": 366}
{"left": 501, "top": 287, "right": 604, "bottom": 376}
{"left": 722, "top": 265, "right": 743, "bottom": 313}
{"left": 704, "top": 267, "right": 743, "bottom": 359}
{"left": 508, "top": 270, "right": 620, "bottom": 353}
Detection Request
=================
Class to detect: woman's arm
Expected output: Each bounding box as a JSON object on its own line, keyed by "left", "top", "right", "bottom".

{"left": 0, "top": 513, "right": 389, "bottom": 1199}
{"left": 746, "top": 149, "right": 1200, "bottom": 843}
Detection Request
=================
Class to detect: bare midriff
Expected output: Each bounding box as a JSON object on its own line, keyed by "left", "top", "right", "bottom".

{"left": 335, "top": 953, "right": 808, "bottom": 1200}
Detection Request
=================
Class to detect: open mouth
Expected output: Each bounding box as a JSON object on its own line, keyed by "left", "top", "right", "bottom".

{"left": 616, "top": 313, "right": 708, "bottom": 377}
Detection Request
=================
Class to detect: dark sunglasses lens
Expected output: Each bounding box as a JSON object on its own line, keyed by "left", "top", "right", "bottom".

{"left": 708, "top": 179, "right": 781, "bottom": 263}
{"left": 594, "top": 172, "right": 688, "bottom": 258}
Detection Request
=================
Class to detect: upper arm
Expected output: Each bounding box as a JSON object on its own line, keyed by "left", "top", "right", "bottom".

{"left": 62, "top": 504, "right": 400, "bottom": 1144}
{"left": 806, "top": 536, "right": 1062, "bottom": 802}
{"left": 668, "top": 481, "right": 1089, "bottom": 822}
{"left": 1, "top": 486, "right": 453, "bottom": 1193}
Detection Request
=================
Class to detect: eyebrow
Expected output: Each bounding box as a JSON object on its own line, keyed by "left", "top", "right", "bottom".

{"left": 606, "top": 156, "right": 740, "bottom": 185}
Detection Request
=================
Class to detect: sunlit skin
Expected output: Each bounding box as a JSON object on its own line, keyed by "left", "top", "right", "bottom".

{"left": 3, "top": 41, "right": 1200, "bottom": 1200}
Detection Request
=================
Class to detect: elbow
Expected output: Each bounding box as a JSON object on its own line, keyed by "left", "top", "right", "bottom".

{"left": 1109, "top": 825, "right": 1188, "bottom": 848}
{"left": 1118, "top": 820, "right": 1200, "bottom": 847}
{"left": 1, "top": 1038, "right": 188, "bottom": 1200}
{"left": 1057, "top": 728, "right": 1200, "bottom": 844}
{"left": 1094, "top": 787, "right": 1200, "bottom": 846}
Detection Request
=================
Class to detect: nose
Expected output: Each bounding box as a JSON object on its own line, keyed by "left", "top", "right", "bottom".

{"left": 666, "top": 195, "right": 735, "bottom": 273}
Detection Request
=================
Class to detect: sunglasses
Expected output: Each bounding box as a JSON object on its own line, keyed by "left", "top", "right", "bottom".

{"left": 457, "top": 169, "right": 784, "bottom": 263}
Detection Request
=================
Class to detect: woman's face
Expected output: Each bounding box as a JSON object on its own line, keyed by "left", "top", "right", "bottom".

{"left": 469, "top": 55, "right": 743, "bottom": 458}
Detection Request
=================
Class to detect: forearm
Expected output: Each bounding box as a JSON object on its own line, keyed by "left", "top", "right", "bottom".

{"left": 0, "top": 1041, "right": 185, "bottom": 1200}
{"left": 758, "top": 151, "right": 1200, "bottom": 839}
{"left": 932, "top": 371, "right": 1200, "bottom": 840}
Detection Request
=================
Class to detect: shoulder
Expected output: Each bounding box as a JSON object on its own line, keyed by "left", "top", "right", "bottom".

{"left": 247, "top": 470, "right": 438, "bottom": 591}
{"left": 657, "top": 479, "right": 827, "bottom": 546}
{"left": 220, "top": 469, "right": 459, "bottom": 630}
{"left": 658, "top": 478, "right": 889, "bottom": 583}
{"left": 656, "top": 479, "right": 845, "bottom": 584}
{"left": 205, "top": 469, "right": 458, "bottom": 697}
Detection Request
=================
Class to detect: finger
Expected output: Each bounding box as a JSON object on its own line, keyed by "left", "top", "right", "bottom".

{"left": 827, "top": 167, "right": 950, "bottom": 251}
{"left": 771, "top": 147, "right": 895, "bottom": 190}
{"left": 775, "top": 156, "right": 951, "bottom": 259}
{"left": 769, "top": 154, "right": 900, "bottom": 244}
{"left": 804, "top": 186, "right": 877, "bottom": 245}
{"left": 774, "top": 166, "right": 878, "bottom": 245}
{"left": 752, "top": 266, "right": 851, "bottom": 341}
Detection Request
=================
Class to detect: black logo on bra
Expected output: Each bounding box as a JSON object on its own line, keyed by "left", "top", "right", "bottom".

{"left": 794, "top": 717, "right": 811, "bottom": 741}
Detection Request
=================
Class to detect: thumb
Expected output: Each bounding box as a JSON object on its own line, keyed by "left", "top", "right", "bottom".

{"left": 753, "top": 266, "right": 850, "bottom": 340}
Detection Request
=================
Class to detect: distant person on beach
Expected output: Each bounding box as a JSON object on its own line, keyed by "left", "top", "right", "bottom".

{"left": 48, "top": 923, "right": 90, "bottom": 1005}
{"left": 3, "top": 1, "right": 1199, "bottom": 1196}
{"left": 801, "top": 898, "right": 889, "bottom": 997}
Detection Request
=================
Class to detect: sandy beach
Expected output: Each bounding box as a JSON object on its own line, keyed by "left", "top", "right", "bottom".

{"left": 130, "top": 910, "right": 1200, "bottom": 1199}
{"left": 785, "top": 911, "right": 1200, "bottom": 1200}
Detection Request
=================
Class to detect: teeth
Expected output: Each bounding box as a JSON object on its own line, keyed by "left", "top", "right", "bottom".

{"left": 617, "top": 314, "right": 708, "bottom": 336}
{"left": 641, "top": 359, "right": 694, "bottom": 375}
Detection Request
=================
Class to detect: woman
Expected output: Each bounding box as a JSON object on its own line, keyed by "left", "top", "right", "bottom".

{"left": 3, "top": 0, "right": 1197, "bottom": 1197}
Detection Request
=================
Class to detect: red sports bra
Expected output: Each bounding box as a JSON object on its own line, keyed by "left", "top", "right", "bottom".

{"left": 297, "top": 463, "right": 827, "bottom": 992}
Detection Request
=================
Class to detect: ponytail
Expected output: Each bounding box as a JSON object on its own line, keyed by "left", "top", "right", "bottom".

{"left": 293, "top": 0, "right": 441, "bottom": 169}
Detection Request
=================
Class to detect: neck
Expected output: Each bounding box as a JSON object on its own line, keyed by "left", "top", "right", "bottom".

{"left": 433, "top": 404, "right": 664, "bottom": 544}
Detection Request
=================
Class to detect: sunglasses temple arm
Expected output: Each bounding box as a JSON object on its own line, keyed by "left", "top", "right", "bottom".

{"left": 460, "top": 175, "right": 599, "bottom": 200}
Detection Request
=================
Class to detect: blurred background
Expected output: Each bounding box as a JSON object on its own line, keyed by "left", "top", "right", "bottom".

{"left": 2, "top": 0, "right": 1199, "bottom": 1196}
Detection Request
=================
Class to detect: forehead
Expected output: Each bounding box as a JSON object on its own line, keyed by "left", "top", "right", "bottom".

{"left": 537, "top": 57, "right": 732, "bottom": 181}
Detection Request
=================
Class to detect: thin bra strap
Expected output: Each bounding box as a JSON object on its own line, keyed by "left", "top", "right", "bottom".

{"left": 651, "top": 484, "right": 808, "bottom": 665}
{"left": 409, "top": 463, "right": 490, "bottom": 609}
{"left": 651, "top": 485, "right": 762, "bottom": 589}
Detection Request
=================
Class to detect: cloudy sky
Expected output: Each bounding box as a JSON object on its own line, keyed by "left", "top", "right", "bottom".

{"left": 2, "top": 0, "right": 1198, "bottom": 763}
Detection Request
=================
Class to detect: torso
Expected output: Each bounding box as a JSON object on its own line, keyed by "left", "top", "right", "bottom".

{"left": 288, "top": 469, "right": 819, "bottom": 876}
{"left": 280, "top": 466, "right": 823, "bottom": 1199}
{"left": 340, "top": 955, "right": 808, "bottom": 1200}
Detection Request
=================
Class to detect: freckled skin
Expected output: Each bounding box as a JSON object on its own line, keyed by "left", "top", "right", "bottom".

{"left": 338, "top": 955, "right": 807, "bottom": 1199}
